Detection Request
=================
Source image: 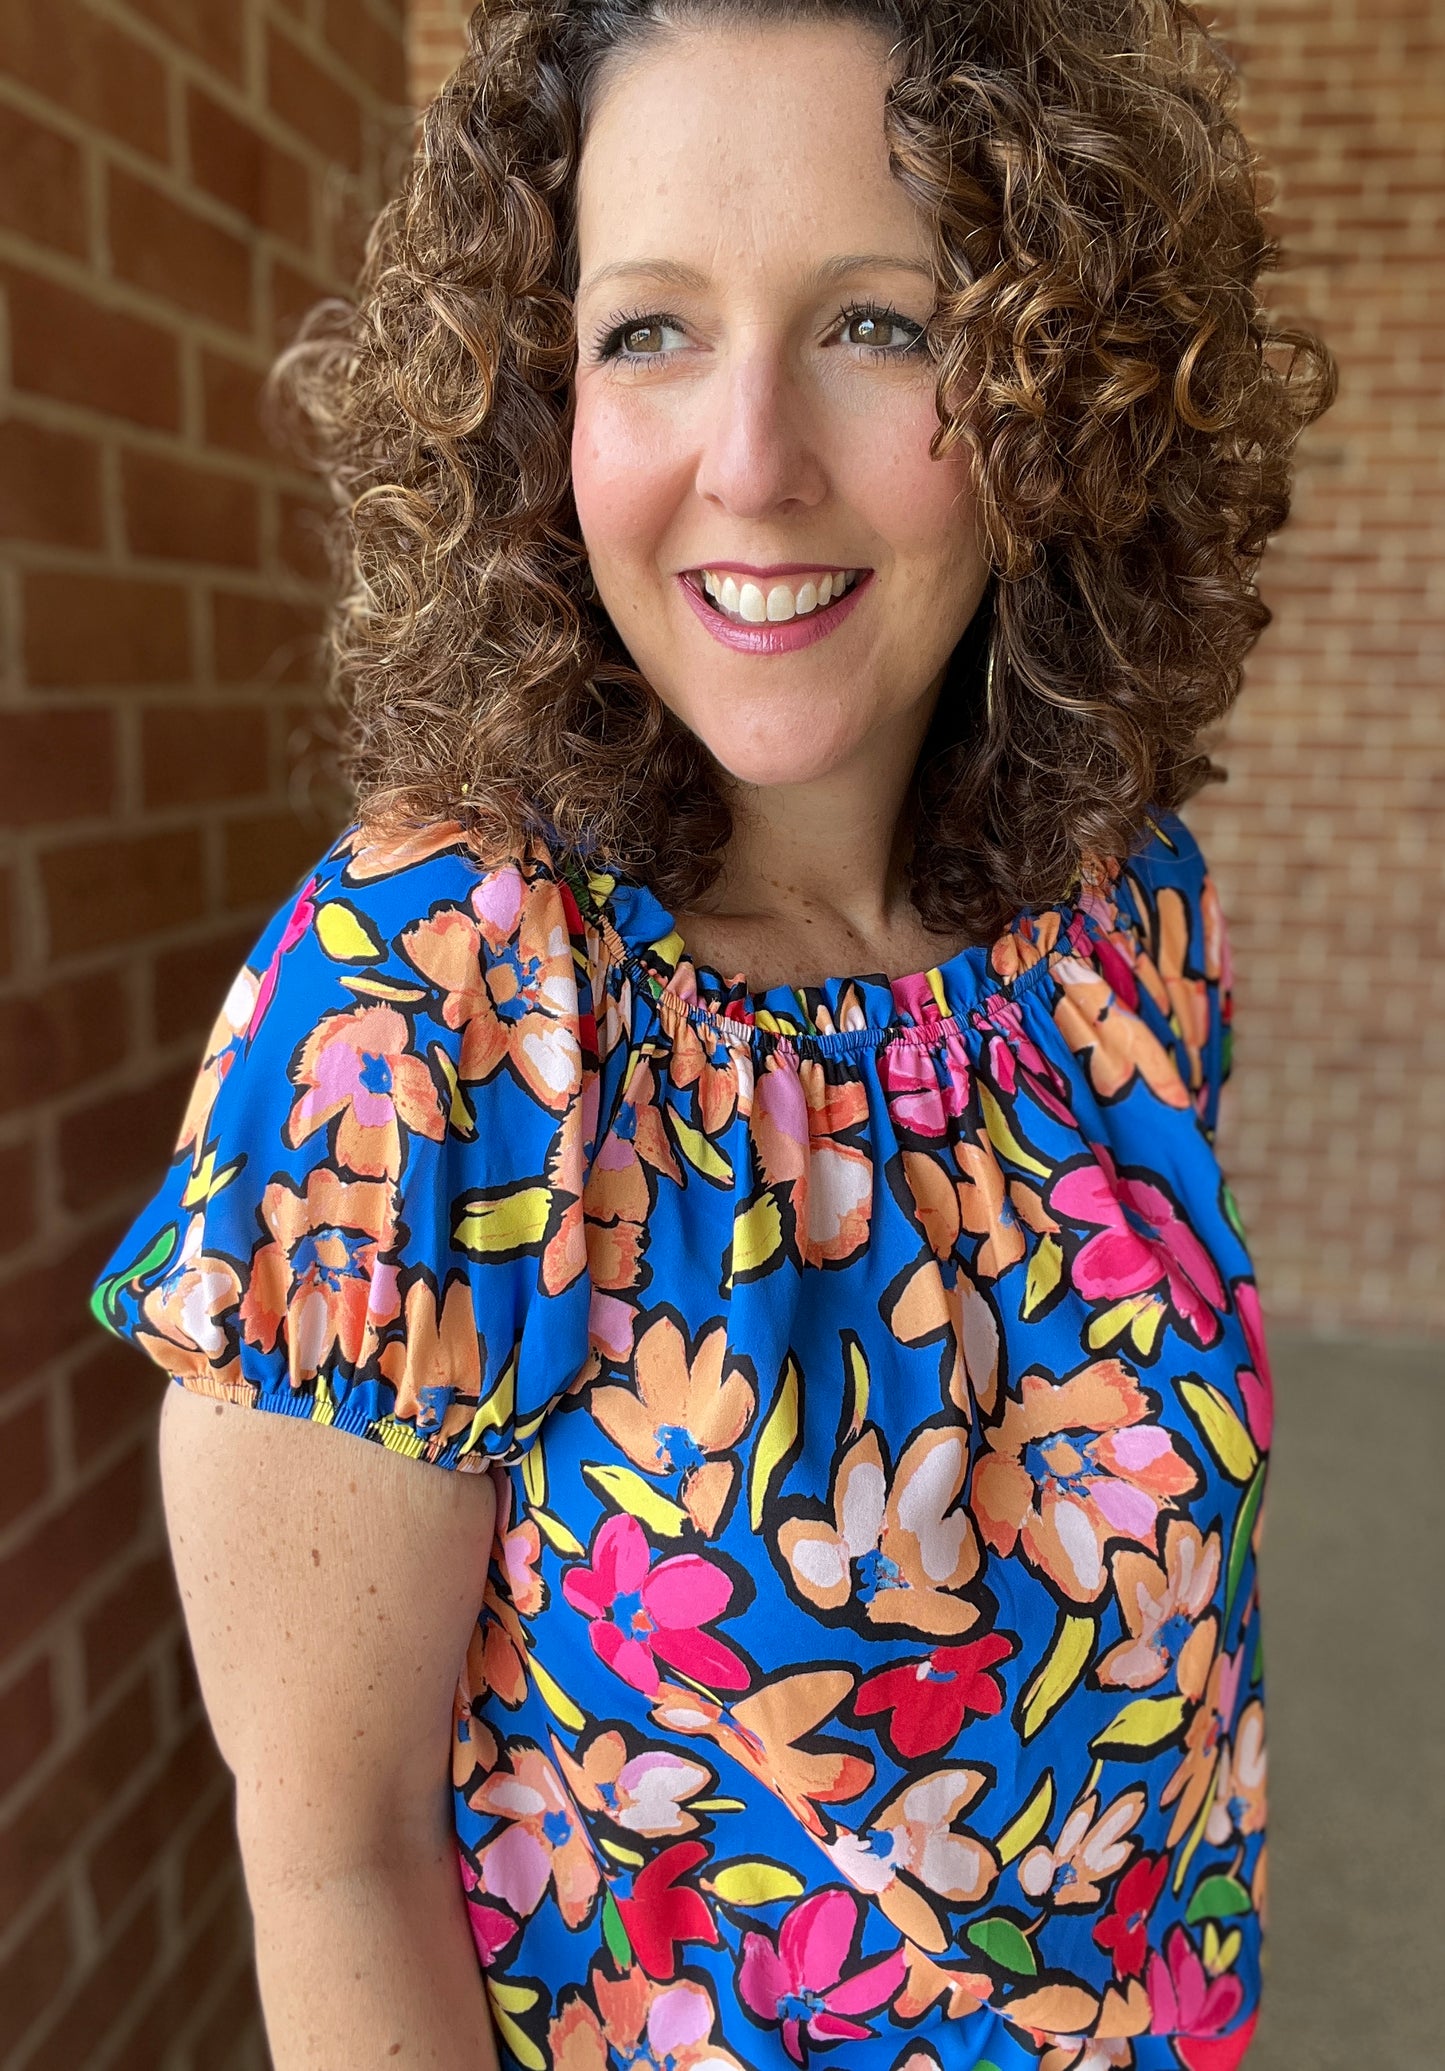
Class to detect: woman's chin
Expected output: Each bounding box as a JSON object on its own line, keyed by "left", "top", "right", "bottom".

{"left": 681, "top": 709, "right": 882, "bottom": 793}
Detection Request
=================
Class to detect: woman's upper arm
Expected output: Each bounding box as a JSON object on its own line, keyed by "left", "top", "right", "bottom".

{"left": 160, "top": 1384, "right": 496, "bottom": 1864}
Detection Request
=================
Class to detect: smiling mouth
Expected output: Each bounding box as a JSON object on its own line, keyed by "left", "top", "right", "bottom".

{"left": 683, "top": 567, "right": 866, "bottom": 626}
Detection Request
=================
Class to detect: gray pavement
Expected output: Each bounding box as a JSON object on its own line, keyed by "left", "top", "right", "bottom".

{"left": 1249, "top": 1331, "right": 1442, "bottom": 2069}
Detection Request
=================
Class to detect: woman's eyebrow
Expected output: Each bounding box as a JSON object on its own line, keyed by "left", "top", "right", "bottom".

{"left": 576, "top": 252, "right": 936, "bottom": 296}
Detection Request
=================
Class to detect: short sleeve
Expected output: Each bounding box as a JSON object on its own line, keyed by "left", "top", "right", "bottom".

{"left": 90, "top": 821, "right": 607, "bottom": 1469}
{"left": 1109, "top": 809, "right": 1234, "bottom": 1143}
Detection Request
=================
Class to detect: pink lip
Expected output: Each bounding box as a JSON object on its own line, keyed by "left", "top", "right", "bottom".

{"left": 677, "top": 569, "right": 873, "bottom": 654}
{"left": 685, "top": 561, "right": 866, "bottom": 579}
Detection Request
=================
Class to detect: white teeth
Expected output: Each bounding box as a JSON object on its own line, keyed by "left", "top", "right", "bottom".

{"left": 698, "top": 567, "right": 860, "bottom": 624}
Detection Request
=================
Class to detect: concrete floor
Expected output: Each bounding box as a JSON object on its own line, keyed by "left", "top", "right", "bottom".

{"left": 1248, "top": 1332, "right": 1442, "bottom": 2069}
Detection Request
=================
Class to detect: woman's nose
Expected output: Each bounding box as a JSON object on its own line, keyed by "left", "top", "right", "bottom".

{"left": 690, "top": 343, "right": 829, "bottom": 516}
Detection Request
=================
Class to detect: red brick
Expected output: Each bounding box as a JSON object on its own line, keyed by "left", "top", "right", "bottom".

{"left": 323, "top": 0, "right": 407, "bottom": 99}
{"left": 0, "top": 0, "right": 168, "bottom": 160}
{"left": 200, "top": 348, "right": 281, "bottom": 461}
{"left": 151, "top": 921, "right": 258, "bottom": 1044}
{"left": 270, "top": 253, "right": 332, "bottom": 347}
{"left": 0, "top": 708, "right": 117, "bottom": 827}
{"left": 122, "top": 0, "right": 245, "bottom": 82}
{"left": 277, "top": 490, "right": 334, "bottom": 583}
{"left": 222, "top": 808, "right": 327, "bottom": 909}
{"left": 266, "top": 21, "right": 364, "bottom": 168}
{"left": 0, "top": 1394, "right": 51, "bottom": 1534}
{"left": 0, "top": 1655, "right": 55, "bottom": 1791}
{"left": 122, "top": 450, "right": 261, "bottom": 569}
{"left": 1, "top": 267, "right": 182, "bottom": 431}
{"left": 106, "top": 1884, "right": 248, "bottom": 2071}
{"left": 0, "top": 99, "right": 86, "bottom": 252}
{"left": 180, "top": 1955, "right": 265, "bottom": 2071}
{"left": 0, "top": 866, "right": 14, "bottom": 980}
{"left": 0, "top": 1896, "right": 73, "bottom": 2062}
{"left": 41, "top": 826, "right": 206, "bottom": 958}
{"left": 109, "top": 168, "right": 254, "bottom": 332}
{"left": 180, "top": 1787, "right": 240, "bottom": 1914}
{"left": 21, "top": 1895, "right": 161, "bottom": 2071}
{"left": 0, "top": 1439, "right": 151, "bottom": 1651}
{"left": 57, "top": 1063, "right": 193, "bottom": 1212}
{"left": 141, "top": 700, "right": 270, "bottom": 808}
{"left": 0, "top": 1670, "right": 153, "bottom": 1924}
{"left": 80, "top": 1547, "right": 178, "bottom": 1701}
{"left": 0, "top": 419, "right": 103, "bottom": 547}
{"left": 0, "top": 1137, "right": 38, "bottom": 1257}
{"left": 0, "top": 966, "right": 130, "bottom": 1120}
{"left": 212, "top": 590, "right": 325, "bottom": 685}
{"left": 89, "top": 1714, "right": 224, "bottom": 1923}
{"left": 188, "top": 85, "right": 313, "bottom": 247}
{"left": 22, "top": 570, "right": 191, "bottom": 690}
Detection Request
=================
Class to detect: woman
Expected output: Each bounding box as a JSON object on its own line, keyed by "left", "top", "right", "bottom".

{"left": 93, "top": 2, "right": 1332, "bottom": 2065}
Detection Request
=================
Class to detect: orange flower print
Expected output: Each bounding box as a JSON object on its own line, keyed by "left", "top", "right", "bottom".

{"left": 777, "top": 1425, "right": 982, "bottom": 1637}
{"left": 900, "top": 1142, "right": 1055, "bottom": 1285}
{"left": 134, "top": 1213, "right": 243, "bottom": 1393}
{"left": 824, "top": 1767, "right": 1000, "bottom": 1953}
{"left": 650, "top": 1670, "right": 873, "bottom": 1840}
{"left": 549, "top": 1968, "right": 746, "bottom": 2071}
{"left": 588, "top": 1311, "right": 756, "bottom": 1535}
{"left": 376, "top": 1275, "right": 484, "bottom": 1445}
{"left": 339, "top": 818, "right": 469, "bottom": 882}
{"left": 750, "top": 1053, "right": 873, "bottom": 1269}
{"left": 399, "top": 867, "right": 584, "bottom": 1111}
{"left": 1205, "top": 1697, "right": 1266, "bottom": 1848}
{"left": 239, "top": 1168, "right": 399, "bottom": 1383}
{"left": 1098, "top": 1520, "right": 1221, "bottom": 1699}
{"left": 973, "top": 1360, "right": 1199, "bottom": 1603}
{"left": 286, "top": 1001, "right": 446, "bottom": 1179}
{"left": 551, "top": 1726, "right": 715, "bottom": 1839}
{"left": 1018, "top": 1786, "right": 1146, "bottom": 1908}
{"left": 582, "top": 1055, "right": 682, "bottom": 1371}
{"left": 1052, "top": 956, "right": 1193, "bottom": 1111}
{"left": 1160, "top": 1642, "right": 1244, "bottom": 1847}
{"left": 176, "top": 965, "right": 260, "bottom": 1165}
{"left": 471, "top": 1745, "right": 601, "bottom": 1929}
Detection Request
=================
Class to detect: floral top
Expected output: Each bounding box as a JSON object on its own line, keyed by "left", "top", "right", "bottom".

{"left": 94, "top": 809, "right": 1269, "bottom": 2071}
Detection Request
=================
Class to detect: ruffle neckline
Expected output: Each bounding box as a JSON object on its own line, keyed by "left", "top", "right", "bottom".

{"left": 568, "top": 862, "right": 1108, "bottom": 1061}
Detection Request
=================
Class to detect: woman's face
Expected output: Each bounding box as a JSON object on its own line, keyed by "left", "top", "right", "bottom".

{"left": 570, "top": 18, "right": 990, "bottom": 793}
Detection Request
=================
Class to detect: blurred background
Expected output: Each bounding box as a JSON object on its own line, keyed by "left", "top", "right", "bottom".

{"left": 0, "top": 1, "right": 1439, "bottom": 2065}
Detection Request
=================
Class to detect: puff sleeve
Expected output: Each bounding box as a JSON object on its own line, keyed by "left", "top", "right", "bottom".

{"left": 1110, "top": 809, "right": 1235, "bottom": 1144}
{"left": 90, "top": 822, "right": 607, "bottom": 1469}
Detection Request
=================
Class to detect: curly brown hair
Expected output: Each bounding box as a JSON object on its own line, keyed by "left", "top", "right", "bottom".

{"left": 271, "top": 0, "right": 1335, "bottom": 937}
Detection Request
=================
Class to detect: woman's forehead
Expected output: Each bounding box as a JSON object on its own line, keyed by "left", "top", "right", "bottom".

{"left": 573, "top": 17, "right": 923, "bottom": 280}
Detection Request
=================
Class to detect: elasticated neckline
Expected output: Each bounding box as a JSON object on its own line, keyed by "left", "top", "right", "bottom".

{"left": 565, "top": 858, "right": 1103, "bottom": 1060}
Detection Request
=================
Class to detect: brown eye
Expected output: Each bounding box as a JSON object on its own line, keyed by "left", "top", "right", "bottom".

{"left": 622, "top": 322, "right": 665, "bottom": 354}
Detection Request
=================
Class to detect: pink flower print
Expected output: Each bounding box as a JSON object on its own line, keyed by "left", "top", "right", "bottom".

{"left": 1233, "top": 1279, "right": 1274, "bottom": 1448}
{"left": 737, "top": 1887, "right": 906, "bottom": 2064}
{"left": 1147, "top": 1924, "right": 1245, "bottom": 2038}
{"left": 1049, "top": 1143, "right": 1225, "bottom": 1348}
{"left": 973, "top": 1359, "right": 1199, "bottom": 1602}
{"left": 878, "top": 1031, "right": 970, "bottom": 1142}
{"left": 248, "top": 874, "right": 319, "bottom": 1041}
{"left": 285, "top": 1001, "right": 446, "bottom": 1180}
{"left": 456, "top": 1852, "right": 517, "bottom": 1968}
{"left": 469, "top": 1746, "right": 601, "bottom": 1928}
{"left": 562, "top": 1513, "right": 748, "bottom": 1697}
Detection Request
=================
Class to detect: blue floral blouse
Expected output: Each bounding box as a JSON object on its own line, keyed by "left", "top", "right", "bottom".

{"left": 94, "top": 809, "right": 1269, "bottom": 2071}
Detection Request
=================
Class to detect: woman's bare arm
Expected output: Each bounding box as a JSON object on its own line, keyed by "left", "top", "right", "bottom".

{"left": 160, "top": 1384, "right": 501, "bottom": 2069}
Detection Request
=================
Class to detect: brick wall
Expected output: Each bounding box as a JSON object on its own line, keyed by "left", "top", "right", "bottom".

{"left": 410, "top": 0, "right": 1444, "bottom": 1343}
{"left": 0, "top": 4, "right": 409, "bottom": 2065}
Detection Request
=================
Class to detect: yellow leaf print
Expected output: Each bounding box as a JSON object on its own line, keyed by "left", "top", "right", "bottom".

{"left": 455, "top": 1185, "right": 553, "bottom": 1256}
{"left": 1180, "top": 1378, "right": 1258, "bottom": 1482}
{"left": 1021, "top": 1614, "right": 1096, "bottom": 1739}
{"left": 749, "top": 1354, "right": 800, "bottom": 1531}
{"left": 315, "top": 899, "right": 385, "bottom": 963}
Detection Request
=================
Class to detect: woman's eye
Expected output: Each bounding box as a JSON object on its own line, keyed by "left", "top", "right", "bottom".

{"left": 594, "top": 312, "right": 687, "bottom": 363}
{"left": 838, "top": 303, "right": 929, "bottom": 358}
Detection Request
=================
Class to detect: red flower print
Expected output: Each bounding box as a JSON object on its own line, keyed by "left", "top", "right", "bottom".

{"left": 1147, "top": 1924, "right": 1245, "bottom": 2039}
{"left": 737, "top": 1887, "right": 906, "bottom": 2064}
{"left": 852, "top": 1635, "right": 1013, "bottom": 1759}
{"left": 562, "top": 1513, "right": 748, "bottom": 1697}
{"left": 1092, "top": 1850, "right": 1168, "bottom": 1980}
{"left": 1049, "top": 1144, "right": 1225, "bottom": 1348}
{"left": 973, "top": 1359, "right": 1199, "bottom": 1603}
{"left": 286, "top": 1000, "right": 446, "bottom": 1180}
{"left": 614, "top": 1839, "right": 719, "bottom": 1979}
